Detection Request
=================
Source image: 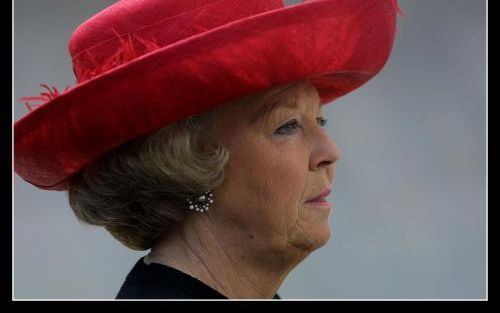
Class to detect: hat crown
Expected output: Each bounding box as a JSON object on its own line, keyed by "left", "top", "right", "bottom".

{"left": 69, "top": 0, "right": 284, "bottom": 83}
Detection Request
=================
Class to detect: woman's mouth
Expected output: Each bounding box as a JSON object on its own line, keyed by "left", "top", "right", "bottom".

{"left": 305, "top": 189, "right": 331, "bottom": 202}
{"left": 304, "top": 197, "right": 331, "bottom": 209}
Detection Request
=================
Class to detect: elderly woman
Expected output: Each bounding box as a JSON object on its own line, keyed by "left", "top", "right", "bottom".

{"left": 15, "top": 0, "right": 402, "bottom": 299}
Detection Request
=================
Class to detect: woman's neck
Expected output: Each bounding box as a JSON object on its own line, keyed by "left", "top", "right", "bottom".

{"left": 146, "top": 215, "right": 307, "bottom": 299}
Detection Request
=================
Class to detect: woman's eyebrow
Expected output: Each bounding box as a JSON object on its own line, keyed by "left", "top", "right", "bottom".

{"left": 249, "top": 96, "right": 298, "bottom": 125}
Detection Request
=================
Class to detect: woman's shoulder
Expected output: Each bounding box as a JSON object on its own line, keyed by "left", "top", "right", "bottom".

{"left": 115, "top": 257, "right": 227, "bottom": 299}
{"left": 116, "top": 281, "right": 193, "bottom": 299}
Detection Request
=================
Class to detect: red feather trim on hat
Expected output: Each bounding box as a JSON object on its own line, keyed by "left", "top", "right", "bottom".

{"left": 19, "top": 32, "right": 162, "bottom": 113}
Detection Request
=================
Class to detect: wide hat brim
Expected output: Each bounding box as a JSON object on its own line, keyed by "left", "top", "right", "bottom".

{"left": 15, "top": 0, "right": 398, "bottom": 190}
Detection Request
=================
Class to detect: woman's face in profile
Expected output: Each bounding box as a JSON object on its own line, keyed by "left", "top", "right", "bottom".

{"left": 210, "top": 81, "right": 340, "bottom": 255}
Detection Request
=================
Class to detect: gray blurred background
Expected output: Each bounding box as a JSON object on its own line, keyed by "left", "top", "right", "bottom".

{"left": 13, "top": 0, "right": 486, "bottom": 299}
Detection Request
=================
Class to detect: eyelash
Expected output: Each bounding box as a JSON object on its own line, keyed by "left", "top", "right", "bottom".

{"left": 275, "top": 117, "right": 328, "bottom": 135}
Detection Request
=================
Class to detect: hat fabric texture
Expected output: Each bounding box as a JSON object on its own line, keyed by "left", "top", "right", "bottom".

{"left": 15, "top": 0, "right": 403, "bottom": 191}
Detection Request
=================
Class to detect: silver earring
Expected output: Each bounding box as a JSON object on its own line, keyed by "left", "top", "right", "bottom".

{"left": 186, "top": 190, "right": 214, "bottom": 212}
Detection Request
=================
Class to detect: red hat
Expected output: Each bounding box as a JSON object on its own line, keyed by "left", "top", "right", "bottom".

{"left": 14, "top": 0, "right": 404, "bottom": 191}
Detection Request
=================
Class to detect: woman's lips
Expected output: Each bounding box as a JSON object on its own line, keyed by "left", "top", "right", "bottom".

{"left": 306, "top": 189, "right": 331, "bottom": 203}
{"left": 304, "top": 199, "right": 331, "bottom": 209}
{"left": 305, "top": 189, "right": 332, "bottom": 209}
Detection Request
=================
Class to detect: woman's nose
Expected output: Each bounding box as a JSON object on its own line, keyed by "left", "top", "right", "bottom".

{"left": 309, "top": 129, "right": 340, "bottom": 171}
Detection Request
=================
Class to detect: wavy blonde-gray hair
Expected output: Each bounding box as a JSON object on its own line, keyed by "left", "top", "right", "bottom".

{"left": 67, "top": 80, "right": 302, "bottom": 251}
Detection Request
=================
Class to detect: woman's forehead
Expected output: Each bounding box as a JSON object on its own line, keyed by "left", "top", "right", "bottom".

{"left": 248, "top": 82, "right": 321, "bottom": 123}
{"left": 208, "top": 82, "right": 321, "bottom": 142}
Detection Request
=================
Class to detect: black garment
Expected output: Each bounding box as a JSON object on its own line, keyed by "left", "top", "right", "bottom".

{"left": 116, "top": 257, "right": 281, "bottom": 299}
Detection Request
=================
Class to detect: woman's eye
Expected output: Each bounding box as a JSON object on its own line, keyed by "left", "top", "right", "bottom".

{"left": 317, "top": 116, "right": 328, "bottom": 127}
{"left": 275, "top": 119, "right": 300, "bottom": 135}
{"left": 274, "top": 117, "right": 328, "bottom": 135}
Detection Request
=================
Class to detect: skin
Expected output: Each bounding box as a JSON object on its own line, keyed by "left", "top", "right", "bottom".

{"left": 146, "top": 80, "right": 341, "bottom": 299}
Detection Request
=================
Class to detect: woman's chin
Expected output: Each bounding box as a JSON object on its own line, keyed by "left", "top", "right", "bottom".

{"left": 314, "top": 222, "right": 332, "bottom": 248}
{"left": 291, "top": 222, "right": 332, "bottom": 253}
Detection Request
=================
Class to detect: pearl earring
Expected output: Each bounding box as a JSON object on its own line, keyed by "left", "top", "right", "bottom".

{"left": 186, "top": 190, "right": 214, "bottom": 212}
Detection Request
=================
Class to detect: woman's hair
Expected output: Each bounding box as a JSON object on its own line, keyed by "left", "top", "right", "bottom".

{"left": 67, "top": 80, "right": 304, "bottom": 251}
